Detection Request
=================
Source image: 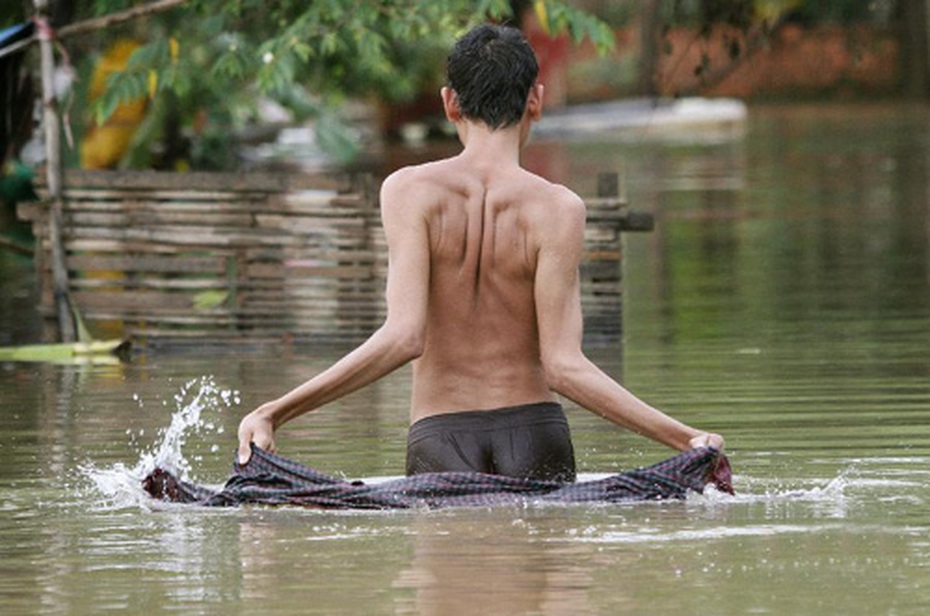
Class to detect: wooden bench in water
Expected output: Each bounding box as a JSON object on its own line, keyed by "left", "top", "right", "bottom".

{"left": 19, "top": 169, "right": 650, "bottom": 346}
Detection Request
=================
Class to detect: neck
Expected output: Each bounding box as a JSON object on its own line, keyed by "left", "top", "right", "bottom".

{"left": 456, "top": 121, "right": 525, "bottom": 168}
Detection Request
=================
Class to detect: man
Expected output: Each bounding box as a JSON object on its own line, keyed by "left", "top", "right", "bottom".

{"left": 237, "top": 24, "right": 724, "bottom": 479}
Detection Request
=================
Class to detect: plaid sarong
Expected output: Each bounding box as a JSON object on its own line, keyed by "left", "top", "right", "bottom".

{"left": 143, "top": 445, "right": 733, "bottom": 509}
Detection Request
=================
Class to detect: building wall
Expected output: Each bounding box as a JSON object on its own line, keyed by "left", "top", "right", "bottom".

{"left": 564, "top": 24, "right": 901, "bottom": 102}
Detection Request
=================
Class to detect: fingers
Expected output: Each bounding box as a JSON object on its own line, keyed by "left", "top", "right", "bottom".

{"left": 237, "top": 409, "right": 277, "bottom": 466}
{"left": 237, "top": 440, "right": 252, "bottom": 465}
{"left": 237, "top": 432, "right": 274, "bottom": 465}
{"left": 689, "top": 432, "right": 725, "bottom": 452}
{"left": 237, "top": 420, "right": 253, "bottom": 465}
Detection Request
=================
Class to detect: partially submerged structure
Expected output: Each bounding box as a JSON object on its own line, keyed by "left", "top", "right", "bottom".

{"left": 20, "top": 170, "right": 649, "bottom": 347}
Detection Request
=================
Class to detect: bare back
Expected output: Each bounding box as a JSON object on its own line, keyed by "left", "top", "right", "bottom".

{"left": 395, "top": 156, "right": 578, "bottom": 422}
{"left": 235, "top": 25, "right": 720, "bottom": 464}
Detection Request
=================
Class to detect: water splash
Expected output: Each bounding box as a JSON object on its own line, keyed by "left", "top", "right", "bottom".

{"left": 79, "top": 375, "right": 240, "bottom": 509}
{"left": 147, "top": 376, "right": 239, "bottom": 478}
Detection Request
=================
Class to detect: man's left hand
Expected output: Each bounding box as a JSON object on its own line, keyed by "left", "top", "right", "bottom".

{"left": 689, "top": 432, "right": 725, "bottom": 451}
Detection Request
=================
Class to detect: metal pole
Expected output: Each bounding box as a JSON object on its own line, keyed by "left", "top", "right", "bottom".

{"left": 34, "top": 0, "right": 76, "bottom": 342}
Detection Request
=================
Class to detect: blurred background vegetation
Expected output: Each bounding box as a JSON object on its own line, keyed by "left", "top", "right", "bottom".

{"left": 1, "top": 1, "right": 927, "bottom": 174}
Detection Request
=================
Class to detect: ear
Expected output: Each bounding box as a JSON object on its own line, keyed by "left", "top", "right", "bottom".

{"left": 441, "top": 86, "right": 462, "bottom": 122}
{"left": 526, "top": 83, "right": 544, "bottom": 121}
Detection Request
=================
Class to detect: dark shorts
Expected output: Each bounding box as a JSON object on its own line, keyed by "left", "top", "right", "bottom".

{"left": 405, "top": 401, "right": 576, "bottom": 482}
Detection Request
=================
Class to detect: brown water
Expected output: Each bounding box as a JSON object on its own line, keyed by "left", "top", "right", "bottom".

{"left": 1, "top": 104, "right": 929, "bottom": 614}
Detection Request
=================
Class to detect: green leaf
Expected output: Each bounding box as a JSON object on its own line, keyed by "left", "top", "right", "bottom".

{"left": 192, "top": 290, "right": 229, "bottom": 311}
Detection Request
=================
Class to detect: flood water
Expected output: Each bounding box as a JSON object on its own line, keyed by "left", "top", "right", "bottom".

{"left": 1, "top": 104, "right": 929, "bottom": 614}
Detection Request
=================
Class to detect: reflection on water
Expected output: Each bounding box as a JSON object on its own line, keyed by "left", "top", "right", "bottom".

{"left": 1, "top": 104, "right": 929, "bottom": 614}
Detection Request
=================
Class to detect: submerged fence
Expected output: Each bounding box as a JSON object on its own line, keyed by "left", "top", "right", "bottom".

{"left": 19, "top": 169, "right": 650, "bottom": 346}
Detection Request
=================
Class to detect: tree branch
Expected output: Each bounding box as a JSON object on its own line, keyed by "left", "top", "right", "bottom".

{"left": 57, "top": 0, "right": 189, "bottom": 39}
{"left": 1, "top": 0, "right": 190, "bottom": 60}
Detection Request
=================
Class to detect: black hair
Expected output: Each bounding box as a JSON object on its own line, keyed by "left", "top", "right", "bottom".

{"left": 446, "top": 24, "right": 539, "bottom": 130}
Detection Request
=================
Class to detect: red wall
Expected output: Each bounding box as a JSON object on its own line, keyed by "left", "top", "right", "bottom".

{"left": 566, "top": 24, "right": 901, "bottom": 102}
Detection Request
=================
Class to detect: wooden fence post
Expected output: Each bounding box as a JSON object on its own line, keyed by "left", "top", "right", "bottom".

{"left": 34, "top": 0, "right": 76, "bottom": 342}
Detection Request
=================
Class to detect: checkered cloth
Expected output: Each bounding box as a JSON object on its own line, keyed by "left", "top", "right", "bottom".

{"left": 143, "top": 445, "right": 733, "bottom": 509}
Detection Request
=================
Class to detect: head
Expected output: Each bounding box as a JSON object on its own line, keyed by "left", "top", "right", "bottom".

{"left": 444, "top": 24, "right": 540, "bottom": 131}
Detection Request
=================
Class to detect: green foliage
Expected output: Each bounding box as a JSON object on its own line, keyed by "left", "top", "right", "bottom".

{"left": 0, "top": 162, "right": 37, "bottom": 204}
{"left": 61, "top": 0, "right": 888, "bottom": 169}
{"left": 72, "top": 0, "right": 615, "bottom": 169}
{"left": 536, "top": 1, "right": 615, "bottom": 53}
{"left": 0, "top": 4, "right": 27, "bottom": 29}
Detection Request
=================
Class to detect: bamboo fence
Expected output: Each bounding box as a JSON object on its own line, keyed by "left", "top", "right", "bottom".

{"left": 20, "top": 169, "right": 649, "bottom": 346}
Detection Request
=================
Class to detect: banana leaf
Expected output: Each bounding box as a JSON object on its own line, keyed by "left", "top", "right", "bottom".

{"left": 0, "top": 339, "right": 131, "bottom": 364}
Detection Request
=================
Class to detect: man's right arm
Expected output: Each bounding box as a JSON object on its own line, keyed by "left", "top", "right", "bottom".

{"left": 533, "top": 192, "right": 723, "bottom": 452}
{"left": 236, "top": 170, "right": 431, "bottom": 463}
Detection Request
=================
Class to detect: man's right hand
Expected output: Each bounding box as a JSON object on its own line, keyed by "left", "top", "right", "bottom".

{"left": 237, "top": 409, "right": 276, "bottom": 465}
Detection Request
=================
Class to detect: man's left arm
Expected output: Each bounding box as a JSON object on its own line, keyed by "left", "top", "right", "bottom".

{"left": 533, "top": 193, "right": 723, "bottom": 452}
